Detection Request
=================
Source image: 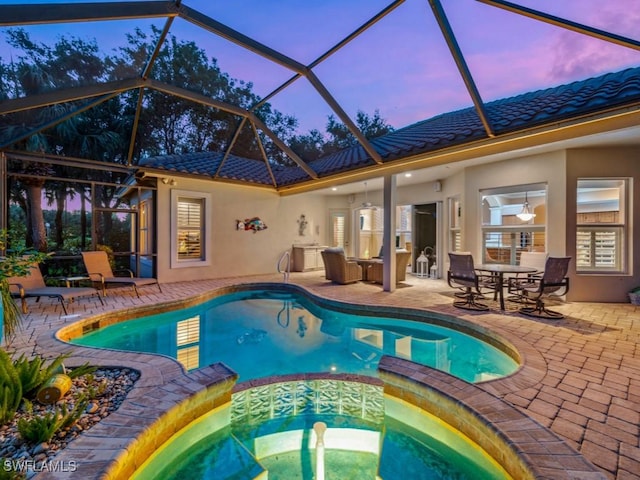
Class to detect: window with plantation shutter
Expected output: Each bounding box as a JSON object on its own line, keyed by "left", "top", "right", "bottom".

{"left": 177, "top": 198, "right": 203, "bottom": 260}
{"left": 171, "top": 190, "right": 212, "bottom": 268}
{"left": 332, "top": 215, "right": 345, "bottom": 248}
{"left": 448, "top": 197, "right": 462, "bottom": 252}
{"left": 576, "top": 179, "right": 627, "bottom": 273}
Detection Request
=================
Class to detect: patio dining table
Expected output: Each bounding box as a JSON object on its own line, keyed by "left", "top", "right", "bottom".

{"left": 475, "top": 264, "right": 538, "bottom": 310}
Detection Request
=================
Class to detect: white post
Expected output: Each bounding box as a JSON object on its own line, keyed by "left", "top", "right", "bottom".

{"left": 313, "top": 421, "right": 327, "bottom": 480}
{"left": 382, "top": 174, "right": 397, "bottom": 292}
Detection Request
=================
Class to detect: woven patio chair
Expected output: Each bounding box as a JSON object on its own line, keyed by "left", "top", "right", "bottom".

{"left": 320, "top": 248, "right": 362, "bottom": 284}
{"left": 367, "top": 250, "right": 411, "bottom": 284}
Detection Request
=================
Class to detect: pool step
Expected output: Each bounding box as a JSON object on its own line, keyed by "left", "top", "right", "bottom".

{"left": 203, "top": 434, "right": 266, "bottom": 480}
{"left": 259, "top": 291, "right": 296, "bottom": 300}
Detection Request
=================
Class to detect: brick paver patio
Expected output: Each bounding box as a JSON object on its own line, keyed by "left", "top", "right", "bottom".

{"left": 4, "top": 271, "right": 639, "bottom": 479}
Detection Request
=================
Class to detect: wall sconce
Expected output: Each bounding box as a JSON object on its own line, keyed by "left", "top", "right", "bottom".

{"left": 162, "top": 178, "right": 177, "bottom": 186}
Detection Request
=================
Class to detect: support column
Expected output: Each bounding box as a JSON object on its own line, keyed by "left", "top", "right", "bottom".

{"left": 382, "top": 174, "right": 397, "bottom": 292}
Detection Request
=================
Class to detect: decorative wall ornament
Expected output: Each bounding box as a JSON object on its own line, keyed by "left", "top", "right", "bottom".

{"left": 236, "top": 217, "right": 268, "bottom": 233}
{"left": 297, "top": 214, "right": 308, "bottom": 236}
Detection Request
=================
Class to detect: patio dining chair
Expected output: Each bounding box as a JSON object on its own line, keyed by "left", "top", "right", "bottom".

{"left": 81, "top": 251, "right": 161, "bottom": 297}
{"left": 8, "top": 263, "right": 103, "bottom": 315}
{"left": 516, "top": 256, "right": 570, "bottom": 319}
{"left": 506, "top": 251, "right": 548, "bottom": 302}
{"left": 447, "top": 252, "right": 489, "bottom": 311}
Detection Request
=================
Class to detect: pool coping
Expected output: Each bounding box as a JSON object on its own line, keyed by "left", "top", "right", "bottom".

{"left": 378, "top": 355, "right": 606, "bottom": 480}
{"left": 35, "top": 281, "right": 602, "bottom": 479}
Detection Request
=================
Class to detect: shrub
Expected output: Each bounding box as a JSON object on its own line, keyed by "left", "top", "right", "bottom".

{"left": 17, "top": 395, "right": 88, "bottom": 444}
{"left": 0, "top": 461, "right": 24, "bottom": 479}
{"left": 0, "top": 351, "right": 92, "bottom": 425}
{"left": 12, "top": 353, "right": 68, "bottom": 400}
{"left": 0, "top": 230, "right": 50, "bottom": 341}
{"left": 17, "top": 410, "right": 60, "bottom": 443}
{"left": 66, "top": 363, "right": 97, "bottom": 380}
{"left": 0, "top": 349, "right": 22, "bottom": 424}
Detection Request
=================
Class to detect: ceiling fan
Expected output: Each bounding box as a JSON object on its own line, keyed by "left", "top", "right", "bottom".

{"left": 361, "top": 182, "right": 378, "bottom": 210}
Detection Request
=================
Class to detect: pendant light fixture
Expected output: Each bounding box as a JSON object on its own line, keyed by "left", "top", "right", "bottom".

{"left": 361, "top": 181, "right": 377, "bottom": 210}
{"left": 516, "top": 192, "right": 536, "bottom": 221}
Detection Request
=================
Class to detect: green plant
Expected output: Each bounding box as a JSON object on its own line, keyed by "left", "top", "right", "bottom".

{"left": 57, "top": 395, "right": 89, "bottom": 430}
{"left": 0, "top": 230, "right": 50, "bottom": 341}
{"left": 17, "top": 395, "right": 88, "bottom": 444}
{"left": 0, "top": 460, "right": 25, "bottom": 480}
{"left": 66, "top": 363, "right": 97, "bottom": 380}
{"left": 96, "top": 244, "right": 116, "bottom": 270}
{"left": 12, "top": 353, "right": 69, "bottom": 400}
{"left": 17, "top": 411, "right": 59, "bottom": 443}
{"left": 85, "top": 379, "right": 108, "bottom": 400}
{"left": 0, "top": 349, "right": 22, "bottom": 424}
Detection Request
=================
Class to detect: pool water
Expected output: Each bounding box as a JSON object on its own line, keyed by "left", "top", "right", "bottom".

{"left": 134, "top": 395, "right": 512, "bottom": 480}
{"left": 71, "top": 288, "right": 518, "bottom": 383}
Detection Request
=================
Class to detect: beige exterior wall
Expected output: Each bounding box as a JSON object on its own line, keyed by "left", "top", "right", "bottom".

{"left": 566, "top": 147, "right": 640, "bottom": 302}
{"left": 149, "top": 145, "right": 637, "bottom": 302}
{"left": 155, "top": 177, "right": 327, "bottom": 282}
{"left": 464, "top": 151, "right": 567, "bottom": 259}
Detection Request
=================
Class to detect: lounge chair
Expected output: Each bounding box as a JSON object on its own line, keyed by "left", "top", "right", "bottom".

{"left": 81, "top": 251, "right": 161, "bottom": 297}
{"left": 516, "top": 256, "right": 570, "bottom": 319}
{"left": 447, "top": 252, "right": 489, "bottom": 311}
{"left": 367, "top": 250, "right": 411, "bottom": 284}
{"left": 8, "top": 264, "right": 103, "bottom": 315}
{"left": 320, "top": 248, "right": 362, "bottom": 284}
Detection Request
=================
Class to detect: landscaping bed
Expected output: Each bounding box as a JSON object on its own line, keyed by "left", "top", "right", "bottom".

{"left": 0, "top": 357, "right": 139, "bottom": 480}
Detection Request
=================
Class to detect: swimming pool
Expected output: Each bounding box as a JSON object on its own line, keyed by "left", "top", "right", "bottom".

{"left": 71, "top": 286, "right": 519, "bottom": 383}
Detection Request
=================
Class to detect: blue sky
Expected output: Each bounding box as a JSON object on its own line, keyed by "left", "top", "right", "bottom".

{"left": 2, "top": 0, "right": 640, "bottom": 134}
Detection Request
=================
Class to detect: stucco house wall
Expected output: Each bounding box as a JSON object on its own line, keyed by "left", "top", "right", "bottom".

{"left": 463, "top": 150, "right": 567, "bottom": 261}
{"left": 149, "top": 145, "right": 635, "bottom": 302}
{"left": 565, "top": 147, "right": 640, "bottom": 302}
{"left": 154, "top": 177, "right": 327, "bottom": 283}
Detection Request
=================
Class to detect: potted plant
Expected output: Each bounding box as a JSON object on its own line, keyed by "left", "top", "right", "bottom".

{"left": 0, "top": 230, "right": 49, "bottom": 343}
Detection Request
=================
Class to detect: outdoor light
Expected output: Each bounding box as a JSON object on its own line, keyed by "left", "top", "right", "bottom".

{"left": 516, "top": 192, "right": 536, "bottom": 221}
{"left": 162, "top": 177, "right": 177, "bottom": 186}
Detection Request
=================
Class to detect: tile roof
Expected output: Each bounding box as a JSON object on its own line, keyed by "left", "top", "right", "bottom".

{"left": 139, "top": 66, "right": 640, "bottom": 188}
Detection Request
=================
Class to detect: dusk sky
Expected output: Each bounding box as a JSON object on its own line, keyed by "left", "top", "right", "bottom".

{"left": 2, "top": 0, "right": 640, "bottom": 134}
